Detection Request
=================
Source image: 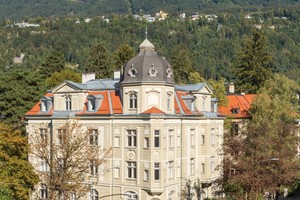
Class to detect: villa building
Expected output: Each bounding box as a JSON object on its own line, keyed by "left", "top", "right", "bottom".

{"left": 26, "top": 39, "right": 225, "bottom": 200}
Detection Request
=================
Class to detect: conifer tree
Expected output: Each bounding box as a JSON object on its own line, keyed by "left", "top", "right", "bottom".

{"left": 40, "top": 50, "right": 66, "bottom": 78}
{"left": 234, "top": 29, "right": 274, "bottom": 94}
{"left": 86, "top": 44, "right": 111, "bottom": 79}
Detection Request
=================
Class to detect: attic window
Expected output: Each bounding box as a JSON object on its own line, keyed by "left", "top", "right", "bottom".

{"left": 40, "top": 96, "right": 53, "bottom": 113}
{"left": 231, "top": 108, "right": 240, "bottom": 114}
{"left": 65, "top": 96, "right": 72, "bottom": 111}
{"left": 86, "top": 95, "right": 103, "bottom": 112}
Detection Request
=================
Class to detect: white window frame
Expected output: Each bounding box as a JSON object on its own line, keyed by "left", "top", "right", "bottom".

{"left": 89, "top": 189, "right": 98, "bottom": 200}
{"left": 127, "top": 161, "right": 137, "bottom": 179}
{"left": 154, "top": 130, "right": 160, "bottom": 147}
{"left": 89, "top": 129, "right": 98, "bottom": 146}
{"left": 90, "top": 160, "right": 98, "bottom": 176}
{"left": 127, "top": 130, "right": 137, "bottom": 147}
{"left": 154, "top": 162, "right": 160, "bottom": 180}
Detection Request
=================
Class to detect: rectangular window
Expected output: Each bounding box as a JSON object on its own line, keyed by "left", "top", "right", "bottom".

{"left": 211, "top": 128, "right": 215, "bottom": 145}
{"left": 177, "top": 135, "right": 181, "bottom": 147}
{"left": 201, "top": 163, "right": 205, "bottom": 174}
{"left": 40, "top": 159, "right": 48, "bottom": 172}
{"left": 113, "top": 167, "right": 120, "bottom": 178}
{"left": 127, "top": 130, "right": 137, "bottom": 147}
{"left": 144, "top": 170, "right": 149, "bottom": 181}
{"left": 40, "top": 184, "right": 48, "bottom": 200}
{"left": 129, "top": 94, "right": 137, "bottom": 109}
{"left": 190, "top": 158, "right": 195, "bottom": 175}
{"left": 127, "top": 161, "right": 137, "bottom": 179}
{"left": 154, "top": 130, "right": 160, "bottom": 147}
{"left": 40, "top": 128, "right": 47, "bottom": 143}
{"left": 89, "top": 129, "right": 98, "bottom": 146}
{"left": 211, "top": 157, "right": 215, "bottom": 173}
{"left": 168, "top": 161, "right": 173, "bottom": 178}
{"left": 190, "top": 129, "right": 195, "bottom": 146}
{"left": 154, "top": 162, "right": 160, "bottom": 180}
{"left": 70, "top": 193, "right": 76, "bottom": 200}
{"left": 65, "top": 96, "right": 72, "bottom": 110}
{"left": 114, "top": 136, "right": 120, "bottom": 147}
{"left": 58, "top": 129, "right": 66, "bottom": 145}
{"left": 144, "top": 137, "right": 149, "bottom": 148}
{"left": 90, "top": 160, "right": 98, "bottom": 176}
{"left": 168, "top": 129, "right": 174, "bottom": 147}
{"left": 167, "top": 94, "right": 171, "bottom": 110}
{"left": 201, "top": 135, "right": 205, "bottom": 145}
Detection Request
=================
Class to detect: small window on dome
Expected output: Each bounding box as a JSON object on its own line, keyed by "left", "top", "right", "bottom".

{"left": 166, "top": 65, "right": 173, "bottom": 78}
{"left": 128, "top": 65, "right": 137, "bottom": 78}
{"left": 148, "top": 64, "right": 158, "bottom": 77}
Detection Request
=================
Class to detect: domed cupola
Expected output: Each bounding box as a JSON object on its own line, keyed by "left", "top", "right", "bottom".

{"left": 121, "top": 39, "right": 175, "bottom": 84}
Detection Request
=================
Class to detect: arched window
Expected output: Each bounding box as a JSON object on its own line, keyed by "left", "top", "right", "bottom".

{"left": 89, "top": 189, "right": 98, "bottom": 200}
{"left": 124, "top": 191, "right": 138, "bottom": 200}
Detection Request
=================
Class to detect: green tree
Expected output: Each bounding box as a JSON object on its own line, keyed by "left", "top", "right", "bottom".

{"left": 188, "top": 71, "right": 205, "bottom": 84}
{"left": 0, "top": 123, "right": 39, "bottom": 200}
{"left": 233, "top": 29, "right": 274, "bottom": 94}
{"left": 182, "top": 179, "right": 194, "bottom": 200}
{"left": 221, "top": 75, "right": 300, "bottom": 199}
{"left": 208, "top": 77, "right": 228, "bottom": 107}
{"left": 40, "top": 50, "right": 66, "bottom": 78}
{"left": 45, "top": 68, "right": 81, "bottom": 88}
{"left": 112, "top": 44, "right": 135, "bottom": 71}
{"left": 170, "top": 44, "right": 193, "bottom": 84}
{"left": 0, "top": 67, "right": 44, "bottom": 128}
{"left": 86, "top": 43, "right": 111, "bottom": 79}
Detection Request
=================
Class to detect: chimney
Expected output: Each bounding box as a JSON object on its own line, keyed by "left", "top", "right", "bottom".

{"left": 114, "top": 70, "right": 121, "bottom": 80}
{"left": 228, "top": 82, "right": 235, "bottom": 93}
{"left": 82, "top": 73, "right": 95, "bottom": 83}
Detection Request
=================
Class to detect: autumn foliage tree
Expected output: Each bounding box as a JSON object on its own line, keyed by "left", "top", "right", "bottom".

{"left": 29, "top": 120, "right": 111, "bottom": 199}
{"left": 0, "top": 123, "right": 39, "bottom": 200}
{"left": 220, "top": 74, "right": 300, "bottom": 199}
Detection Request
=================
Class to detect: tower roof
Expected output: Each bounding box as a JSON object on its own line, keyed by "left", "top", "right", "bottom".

{"left": 121, "top": 39, "right": 175, "bottom": 84}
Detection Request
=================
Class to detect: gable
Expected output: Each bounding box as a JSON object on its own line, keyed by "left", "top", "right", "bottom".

{"left": 199, "top": 85, "right": 213, "bottom": 95}
{"left": 52, "top": 81, "right": 85, "bottom": 93}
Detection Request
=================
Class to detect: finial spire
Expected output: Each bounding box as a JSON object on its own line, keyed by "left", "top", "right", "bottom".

{"left": 145, "top": 26, "right": 148, "bottom": 39}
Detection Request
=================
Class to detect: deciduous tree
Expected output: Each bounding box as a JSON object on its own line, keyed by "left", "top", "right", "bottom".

{"left": 220, "top": 74, "right": 300, "bottom": 199}
{"left": 45, "top": 68, "right": 81, "bottom": 88}
{"left": 0, "top": 123, "right": 39, "bottom": 200}
{"left": 29, "top": 120, "right": 111, "bottom": 199}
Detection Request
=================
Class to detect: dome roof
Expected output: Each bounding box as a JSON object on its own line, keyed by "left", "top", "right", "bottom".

{"left": 121, "top": 39, "right": 175, "bottom": 84}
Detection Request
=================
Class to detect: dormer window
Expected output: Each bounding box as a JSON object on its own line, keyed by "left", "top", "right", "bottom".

{"left": 231, "top": 108, "right": 240, "bottom": 114}
{"left": 86, "top": 94, "right": 103, "bottom": 112}
{"left": 65, "top": 96, "right": 72, "bottom": 111}
{"left": 129, "top": 92, "right": 137, "bottom": 109}
{"left": 40, "top": 96, "right": 53, "bottom": 113}
{"left": 148, "top": 64, "right": 158, "bottom": 77}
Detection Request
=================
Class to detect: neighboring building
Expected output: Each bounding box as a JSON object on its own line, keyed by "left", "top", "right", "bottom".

{"left": 26, "top": 39, "right": 224, "bottom": 200}
{"left": 218, "top": 86, "right": 256, "bottom": 134}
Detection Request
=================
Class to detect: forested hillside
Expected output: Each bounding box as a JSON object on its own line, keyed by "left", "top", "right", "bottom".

{"left": 1, "top": 6, "right": 300, "bottom": 82}
{"left": 0, "top": 0, "right": 299, "bottom": 19}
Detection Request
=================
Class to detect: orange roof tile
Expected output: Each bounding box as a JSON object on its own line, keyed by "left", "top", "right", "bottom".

{"left": 26, "top": 93, "right": 53, "bottom": 115}
{"left": 176, "top": 91, "right": 192, "bottom": 114}
{"left": 110, "top": 91, "right": 123, "bottom": 114}
{"left": 218, "top": 94, "right": 256, "bottom": 119}
{"left": 142, "top": 107, "right": 166, "bottom": 114}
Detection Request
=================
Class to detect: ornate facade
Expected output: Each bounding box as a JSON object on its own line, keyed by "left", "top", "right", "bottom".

{"left": 26, "top": 39, "right": 224, "bottom": 200}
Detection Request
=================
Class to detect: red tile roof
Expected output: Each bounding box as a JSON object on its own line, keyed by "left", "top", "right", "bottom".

{"left": 176, "top": 91, "right": 192, "bottom": 114}
{"left": 218, "top": 94, "right": 256, "bottom": 119}
{"left": 142, "top": 107, "right": 166, "bottom": 114}
{"left": 26, "top": 93, "right": 53, "bottom": 115}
